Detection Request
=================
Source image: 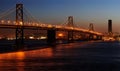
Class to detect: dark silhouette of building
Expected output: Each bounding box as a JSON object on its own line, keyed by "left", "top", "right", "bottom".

{"left": 108, "top": 20, "right": 112, "bottom": 34}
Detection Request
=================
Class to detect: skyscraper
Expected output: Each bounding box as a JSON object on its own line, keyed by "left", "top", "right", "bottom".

{"left": 108, "top": 19, "right": 112, "bottom": 34}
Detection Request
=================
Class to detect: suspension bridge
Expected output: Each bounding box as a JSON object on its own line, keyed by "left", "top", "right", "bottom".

{"left": 0, "top": 3, "right": 103, "bottom": 49}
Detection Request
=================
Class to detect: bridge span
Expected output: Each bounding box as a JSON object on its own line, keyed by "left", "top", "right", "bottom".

{"left": 0, "top": 3, "right": 103, "bottom": 49}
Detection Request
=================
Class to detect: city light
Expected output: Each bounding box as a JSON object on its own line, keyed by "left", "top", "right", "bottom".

{"left": 7, "top": 20, "right": 11, "bottom": 24}
{"left": 48, "top": 24, "right": 52, "bottom": 28}
{"left": 1, "top": 20, "right": 4, "bottom": 24}
{"left": 7, "top": 38, "right": 15, "bottom": 40}
{"left": 40, "top": 36, "right": 47, "bottom": 39}
{"left": 29, "top": 36, "right": 34, "bottom": 39}
{"left": 102, "top": 37, "right": 115, "bottom": 41}
{"left": 58, "top": 33, "right": 64, "bottom": 37}
{"left": 19, "top": 21, "right": 23, "bottom": 25}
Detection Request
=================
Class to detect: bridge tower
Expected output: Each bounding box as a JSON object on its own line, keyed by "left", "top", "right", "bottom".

{"left": 67, "top": 16, "right": 74, "bottom": 42}
{"left": 89, "top": 23, "right": 94, "bottom": 31}
{"left": 15, "top": 4, "right": 24, "bottom": 49}
{"left": 47, "top": 28, "right": 56, "bottom": 45}
{"left": 88, "top": 23, "right": 94, "bottom": 40}
{"left": 67, "top": 16, "right": 74, "bottom": 27}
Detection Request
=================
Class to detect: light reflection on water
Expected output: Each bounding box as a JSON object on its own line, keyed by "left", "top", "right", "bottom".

{"left": 0, "top": 41, "right": 120, "bottom": 71}
{"left": 0, "top": 47, "right": 55, "bottom": 71}
{"left": 0, "top": 48, "right": 53, "bottom": 60}
{"left": 0, "top": 51, "right": 25, "bottom": 60}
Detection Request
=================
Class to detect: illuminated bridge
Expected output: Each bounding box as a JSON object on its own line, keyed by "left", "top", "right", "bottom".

{"left": 0, "top": 3, "right": 103, "bottom": 49}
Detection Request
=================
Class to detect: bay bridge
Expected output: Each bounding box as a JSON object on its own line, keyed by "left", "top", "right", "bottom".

{"left": 0, "top": 3, "right": 103, "bottom": 49}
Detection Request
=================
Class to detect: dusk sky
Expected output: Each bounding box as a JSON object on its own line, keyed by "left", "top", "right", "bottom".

{"left": 0, "top": 0, "right": 120, "bottom": 33}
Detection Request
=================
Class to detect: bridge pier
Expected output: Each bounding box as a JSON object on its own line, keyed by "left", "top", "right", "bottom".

{"left": 68, "top": 30, "right": 73, "bottom": 42}
{"left": 47, "top": 28, "right": 56, "bottom": 45}
{"left": 89, "top": 35, "right": 102, "bottom": 40}
{"left": 89, "top": 34, "right": 94, "bottom": 40}
{"left": 96, "top": 35, "right": 102, "bottom": 40}
{"left": 15, "top": 27, "right": 24, "bottom": 49}
{"left": 81, "top": 34, "right": 89, "bottom": 41}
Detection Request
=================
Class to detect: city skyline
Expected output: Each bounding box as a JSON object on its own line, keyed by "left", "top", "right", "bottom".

{"left": 0, "top": 0, "right": 120, "bottom": 33}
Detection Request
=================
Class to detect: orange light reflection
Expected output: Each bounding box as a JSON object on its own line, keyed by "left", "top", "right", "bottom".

{"left": 0, "top": 51, "right": 25, "bottom": 60}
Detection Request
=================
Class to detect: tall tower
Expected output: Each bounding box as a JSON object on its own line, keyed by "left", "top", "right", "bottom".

{"left": 67, "top": 16, "right": 74, "bottom": 42}
{"left": 108, "top": 19, "right": 112, "bottom": 34}
{"left": 89, "top": 23, "right": 94, "bottom": 31}
{"left": 16, "top": 4, "right": 24, "bottom": 48}
{"left": 67, "top": 16, "right": 74, "bottom": 27}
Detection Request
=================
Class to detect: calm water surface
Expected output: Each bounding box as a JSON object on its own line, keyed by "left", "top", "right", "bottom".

{"left": 0, "top": 41, "right": 120, "bottom": 71}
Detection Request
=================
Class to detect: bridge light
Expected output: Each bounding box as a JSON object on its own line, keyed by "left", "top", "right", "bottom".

{"left": 40, "top": 36, "right": 47, "bottom": 39}
{"left": 7, "top": 20, "right": 10, "bottom": 24}
{"left": 71, "top": 27, "right": 74, "bottom": 30}
{"left": 19, "top": 21, "right": 23, "bottom": 25}
{"left": 48, "top": 25, "right": 52, "bottom": 28}
{"left": 93, "top": 35, "right": 97, "bottom": 39}
{"left": 1, "top": 20, "right": 4, "bottom": 24}
{"left": 36, "top": 23, "right": 39, "bottom": 26}
{"left": 13, "top": 21, "right": 16, "bottom": 25}
{"left": 58, "top": 33, "right": 64, "bottom": 37}
{"left": 29, "top": 36, "right": 34, "bottom": 39}
{"left": 56, "top": 25, "right": 61, "bottom": 28}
